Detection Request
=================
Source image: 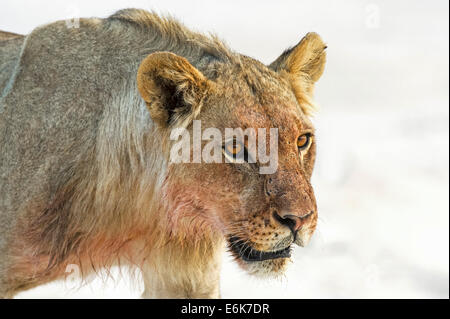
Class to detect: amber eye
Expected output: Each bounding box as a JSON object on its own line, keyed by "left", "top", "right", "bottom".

{"left": 297, "top": 134, "right": 311, "bottom": 150}
{"left": 225, "top": 142, "right": 242, "bottom": 156}
{"left": 223, "top": 140, "right": 250, "bottom": 163}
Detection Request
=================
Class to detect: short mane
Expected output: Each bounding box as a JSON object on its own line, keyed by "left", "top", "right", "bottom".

{"left": 108, "top": 9, "right": 234, "bottom": 65}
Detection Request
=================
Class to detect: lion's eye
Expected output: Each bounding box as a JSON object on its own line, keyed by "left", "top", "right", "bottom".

{"left": 223, "top": 140, "right": 248, "bottom": 163}
{"left": 225, "top": 142, "right": 242, "bottom": 156}
{"left": 297, "top": 134, "right": 311, "bottom": 151}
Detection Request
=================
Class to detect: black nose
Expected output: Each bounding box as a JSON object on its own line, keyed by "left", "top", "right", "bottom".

{"left": 273, "top": 210, "right": 314, "bottom": 236}
{"left": 273, "top": 211, "right": 302, "bottom": 235}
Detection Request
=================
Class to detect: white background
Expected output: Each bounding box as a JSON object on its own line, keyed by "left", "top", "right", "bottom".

{"left": 1, "top": 0, "right": 448, "bottom": 298}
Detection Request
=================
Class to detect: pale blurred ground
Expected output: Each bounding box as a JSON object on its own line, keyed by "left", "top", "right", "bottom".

{"left": 1, "top": 0, "right": 448, "bottom": 299}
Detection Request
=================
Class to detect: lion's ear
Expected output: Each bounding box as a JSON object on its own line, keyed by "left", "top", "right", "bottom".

{"left": 137, "top": 52, "right": 209, "bottom": 128}
{"left": 269, "top": 33, "right": 327, "bottom": 115}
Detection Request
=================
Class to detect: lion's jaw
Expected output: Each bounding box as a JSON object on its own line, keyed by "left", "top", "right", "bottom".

{"left": 162, "top": 153, "right": 318, "bottom": 277}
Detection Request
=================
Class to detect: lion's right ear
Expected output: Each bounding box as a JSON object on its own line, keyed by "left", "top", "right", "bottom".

{"left": 137, "top": 52, "right": 209, "bottom": 128}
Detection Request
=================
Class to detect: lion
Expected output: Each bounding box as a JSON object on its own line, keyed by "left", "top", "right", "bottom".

{"left": 0, "top": 9, "right": 326, "bottom": 298}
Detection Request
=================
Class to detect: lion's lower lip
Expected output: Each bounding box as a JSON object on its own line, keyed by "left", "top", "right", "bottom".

{"left": 228, "top": 236, "right": 291, "bottom": 262}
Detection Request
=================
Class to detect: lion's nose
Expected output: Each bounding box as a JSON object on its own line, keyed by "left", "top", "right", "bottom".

{"left": 273, "top": 210, "right": 314, "bottom": 235}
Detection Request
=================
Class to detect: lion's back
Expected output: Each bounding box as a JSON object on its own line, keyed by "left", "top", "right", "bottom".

{"left": 0, "top": 20, "right": 116, "bottom": 218}
{"left": 0, "top": 32, "right": 23, "bottom": 101}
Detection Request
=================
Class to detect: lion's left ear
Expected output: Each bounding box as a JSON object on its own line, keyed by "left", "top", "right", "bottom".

{"left": 269, "top": 32, "right": 327, "bottom": 115}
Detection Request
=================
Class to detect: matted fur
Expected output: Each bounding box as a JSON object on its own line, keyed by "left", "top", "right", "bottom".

{"left": 0, "top": 9, "right": 326, "bottom": 298}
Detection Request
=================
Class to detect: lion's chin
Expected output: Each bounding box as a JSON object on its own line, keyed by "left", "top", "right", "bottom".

{"left": 237, "top": 257, "right": 291, "bottom": 277}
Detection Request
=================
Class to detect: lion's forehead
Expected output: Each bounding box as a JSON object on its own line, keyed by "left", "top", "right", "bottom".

{"left": 206, "top": 61, "right": 314, "bottom": 143}
{"left": 232, "top": 100, "right": 309, "bottom": 141}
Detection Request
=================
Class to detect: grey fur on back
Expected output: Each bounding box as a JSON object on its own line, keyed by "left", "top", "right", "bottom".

{"left": 0, "top": 32, "right": 24, "bottom": 100}
{"left": 0, "top": 9, "right": 236, "bottom": 296}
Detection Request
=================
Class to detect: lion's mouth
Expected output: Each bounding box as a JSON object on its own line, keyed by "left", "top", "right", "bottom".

{"left": 227, "top": 236, "right": 292, "bottom": 262}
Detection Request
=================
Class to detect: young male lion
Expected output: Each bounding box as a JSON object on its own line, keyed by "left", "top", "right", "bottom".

{"left": 0, "top": 9, "right": 326, "bottom": 298}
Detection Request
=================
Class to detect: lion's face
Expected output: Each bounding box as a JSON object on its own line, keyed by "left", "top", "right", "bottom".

{"left": 137, "top": 33, "right": 326, "bottom": 276}
{"left": 164, "top": 62, "right": 318, "bottom": 276}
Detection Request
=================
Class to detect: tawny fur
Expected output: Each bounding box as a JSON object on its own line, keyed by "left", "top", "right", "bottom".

{"left": 0, "top": 9, "right": 326, "bottom": 298}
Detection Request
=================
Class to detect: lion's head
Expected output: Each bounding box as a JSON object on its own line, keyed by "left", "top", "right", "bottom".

{"left": 137, "top": 33, "right": 326, "bottom": 276}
